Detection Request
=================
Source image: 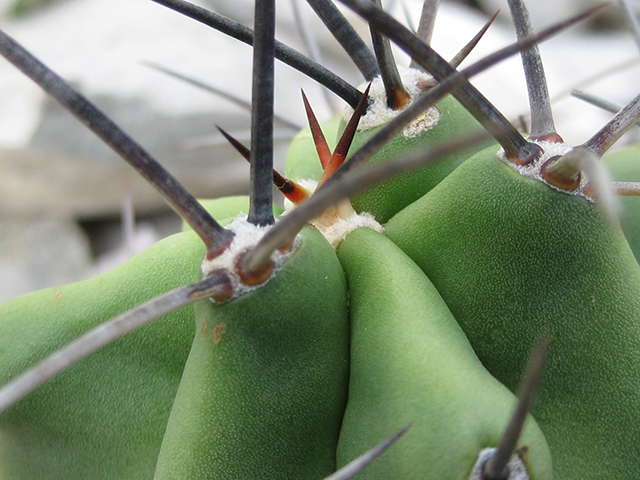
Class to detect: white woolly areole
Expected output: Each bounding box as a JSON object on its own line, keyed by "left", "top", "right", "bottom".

{"left": 497, "top": 140, "right": 598, "bottom": 202}
{"left": 313, "top": 205, "right": 383, "bottom": 249}
{"left": 283, "top": 179, "right": 384, "bottom": 249}
{"left": 200, "top": 214, "right": 300, "bottom": 299}
{"left": 466, "top": 448, "right": 529, "bottom": 480}
{"left": 342, "top": 66, "right": 442, "bottom": 138}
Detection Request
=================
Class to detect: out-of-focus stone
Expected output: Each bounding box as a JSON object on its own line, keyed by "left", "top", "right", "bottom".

{"left": 0, "top": 217, "right": 92, "bottom": 302}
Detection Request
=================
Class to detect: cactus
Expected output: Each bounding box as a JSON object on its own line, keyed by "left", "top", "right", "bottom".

{"left": 1, "top": 1, "right": 639, "bottom": 479}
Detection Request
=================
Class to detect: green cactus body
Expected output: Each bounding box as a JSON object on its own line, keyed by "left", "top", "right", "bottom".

{"left": 284, "top": 77, "right": 493, "bottom": 225}
{"left": 342, "top": 93, "right": 494, "bottom": 223}
{"left": 336, "top": 227, "right": 552, "bottom": 480}
{"left": 603, "top": 146, "right": 640, "bottom": 260}
{"left": 154, "top": 226, "right": 349, "bottom": 480}
{"left": 385, "top": 146, "right": 640, "bottom": 479}
{"left": 0, "top": 230, "right": 205, "bottom": 479}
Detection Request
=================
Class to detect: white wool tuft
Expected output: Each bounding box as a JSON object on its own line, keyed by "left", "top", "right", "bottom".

{"left": 342, "top": 67, "right": 441, "bottom": 139}
{"left": 466, "top": 448, "right": 529, "bottom": 480}
{"left": 283, "top": 179, "right": 384, "bottom": 248}
{"left": 200, "top": 214, "right": 300, "bottom": 299}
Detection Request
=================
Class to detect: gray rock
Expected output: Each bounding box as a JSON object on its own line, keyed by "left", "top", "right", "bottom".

{"left": 0, "top": 216, "right": 92, "bottom": 302}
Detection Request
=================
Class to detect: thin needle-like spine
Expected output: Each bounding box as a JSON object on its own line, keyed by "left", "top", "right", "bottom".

{"left": 0, "top": 270, "right": 233, "bottom": 415}
{"left": 613, "top": 181, "right": 640, "bottom": 195}
{"left": 449, "top": 10, "right": 500, "bottom": 69}
{"left": 483, "top": 334, "right": 551, "bottom": 480}
{"left": 415, "top": 0, "right": 439, "bottom": 44}
{"left": 319, "top": 83, "right": 371, "bottom": 184}
{"left": 331, "top": 9, "right": 595, "bottom": 179}
{"left": 552, "top": 57, "right": 639, "bottom": 104}
{"left": 507, "top": 0, "right": 560, "bottom": 142}
{"left": 581, "top": 93, "right": 640, "bottom": 157}
{"left": 144, "top": 61, "right": 302, "bottom": 131}
{"left": 248, "top": 0, "right": 276, "bottom": 226}
{"left": 290, "top": 0, "right": 338, "bottom": 111}
{"left": 302, "top": 89, "right": 334, "bottom": 169}
{"left": 217, "top": 126, "right": 310, "bottom": 204}
{"left": 416, "top": 10, "right": 500, "bottom": 88}
{"left": 242, "top": 5, "right": 603, "bottom": 269}
{"left": 338, "top": 0, "right": 545, "bottom": 163}
{"left": 572, "top": 89, "right": 624, "bottom": 114}
{"left": 244, "top": 130, "right": 491, "bottom": 273}
{"left": 370, "top": 0, "right": 411, "bottom": 110}
{"left": 620, "top": 0, "right": 640, "bottom": 54}
{"left": 572, "top": 90, "right": 640, "bottom": 130}
{"left": 409, "top": 0, "right": 440, "bottom": 69}
{"left": 150, "top": 0, "right": 363, "bottom": 109}
{"left": 0, "top": 27, "right": 234, "bottom": 260}
{"left": 306, "top": 0, "right": 380, "bottom": 80}
{"left": 323, "top": 423, "right": 412, "bottom": 480}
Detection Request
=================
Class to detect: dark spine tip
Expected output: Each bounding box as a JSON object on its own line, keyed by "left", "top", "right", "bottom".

{"left": 449, "top": 9, "right": 500, "bottom": 69}
{"left": 319, "top": 83, "right": 371, "bottom": 185}
{"left": 302, "top": 89, "right": 333, "bottom": 169}
{"left": 217, "top": 126, "right": 251, "bottom": 161}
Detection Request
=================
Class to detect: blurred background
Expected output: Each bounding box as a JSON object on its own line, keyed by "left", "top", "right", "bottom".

{"left": 0, "top": 0, "right": 638, "bottom": 301}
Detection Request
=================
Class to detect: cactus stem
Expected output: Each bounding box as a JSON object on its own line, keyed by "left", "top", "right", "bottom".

{"left": 241, "top": 3, "right": 602, "bottom": 272}
{"left": 0, "top": 270, "right": 234, "bottom": 416}
{"left": 245, "top": 129, "right": 490, "bottom": 272}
